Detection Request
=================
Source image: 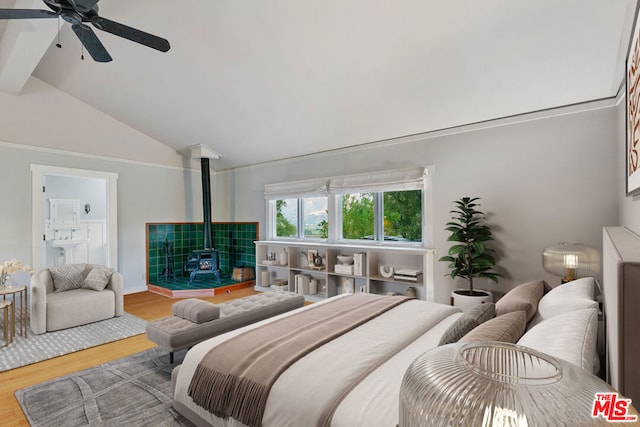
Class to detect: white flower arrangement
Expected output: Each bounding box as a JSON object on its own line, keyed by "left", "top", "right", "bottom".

{"left": 0, "top": 259, "right": 34, "bottom": 286}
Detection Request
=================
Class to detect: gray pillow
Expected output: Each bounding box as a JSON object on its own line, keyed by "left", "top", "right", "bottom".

{"left": 495, "top": 280, "right": 545, "bottom": 322}
{"left": 172, "top": 298, "right": 220, "bottom": 324}
{"left": 50, "top": 264, "right": 86, "bottom": 292}
{"left": 439, "top": 303, "right": 496, "bottom": 345}
{"left": 467, "top": 301, "right": 496, "bottom": 324}
{"left": 82, "top": 266, "right": 113, "bottom": 291}
{"left": 459, "top": 310, "right": 527, "bottom": 344}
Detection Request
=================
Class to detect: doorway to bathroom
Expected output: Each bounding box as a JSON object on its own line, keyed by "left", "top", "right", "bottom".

{"left": 30, "top": 165, "right": 118, "bottom": 270}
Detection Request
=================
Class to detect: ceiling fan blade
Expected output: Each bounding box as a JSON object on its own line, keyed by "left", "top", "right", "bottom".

{"left": 91, "top": 16, "right": 170, "bottom": 52}
{"left": 72, "top": 23, "right": 112, "bottom": 62}
{"left": 0, "top": 9, "right": 58, "bottom": 19}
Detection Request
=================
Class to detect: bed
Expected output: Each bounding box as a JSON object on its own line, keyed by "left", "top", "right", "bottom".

{"left": 172, "top": 278, "right": 601, "bottom": 427}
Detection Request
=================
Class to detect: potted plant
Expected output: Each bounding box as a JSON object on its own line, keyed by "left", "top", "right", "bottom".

{"left": 439, "top": 197, "right": 502, "bottom": 308}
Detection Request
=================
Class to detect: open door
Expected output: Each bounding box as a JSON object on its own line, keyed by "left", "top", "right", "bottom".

{"left": 31, "top": 165, "right": 118, "bottom": 270}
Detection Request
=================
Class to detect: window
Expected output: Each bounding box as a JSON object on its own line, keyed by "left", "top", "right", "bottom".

{"left": 341, "top": 193, "right": 374, "bottom": 240}
{"left": 340, "top": 189, "right": 422, "bottom": 243}
{"left": 275, "top": 198, "right": 298, "bottom": 238}
{"left": 303, "top": 197, "right": 328, "bottom": 238}
{"left": 383, "top": 189, "right": 422, "bottom": 242}
{"left": 266, "top": 167, "right": 427, "bottom": 245}
{"left": 273, "top": 197, "right": 328, "bottom": 240}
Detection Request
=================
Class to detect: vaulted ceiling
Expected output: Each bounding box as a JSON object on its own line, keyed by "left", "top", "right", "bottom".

{"left": 0, "top": 0, "right": 637, "bottom": 170}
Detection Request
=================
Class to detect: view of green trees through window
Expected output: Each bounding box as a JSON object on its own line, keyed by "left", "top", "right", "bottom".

{"left": 275, "top": 197, "right": 328, "bottom": 238}
{"left": 276, "top": 190, "right": 421, "bottom": 242}
{"left": 342, "top": 190, "right": 422, "bottom": 241}
{"left": 276, "top": 199, "right": 297, "bottom": 237}
{"left": 342, "top": 193, "right": 374, "bottom": 239}
{"left": 383, "top": 189, "right": 422, "bottom": 241}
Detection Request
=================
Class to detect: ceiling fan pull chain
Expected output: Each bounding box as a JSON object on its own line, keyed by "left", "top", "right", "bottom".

{"left": 81, "top": 26, "right": 84, "bottom": 60}
{"left": 56, "top": 16, "right": 61, "bottom": 48}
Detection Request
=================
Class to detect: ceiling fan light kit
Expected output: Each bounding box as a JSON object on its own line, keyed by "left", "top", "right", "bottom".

{"left": 0, "top": 0, "right": 170, "bottom": 62}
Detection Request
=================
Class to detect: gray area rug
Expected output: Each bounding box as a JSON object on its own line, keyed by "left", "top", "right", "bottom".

{"left": 15, "top": 347, "right": 192, "bottom": 427}
{"left": 0, "top": 313, "right": 147, "bottom": 372}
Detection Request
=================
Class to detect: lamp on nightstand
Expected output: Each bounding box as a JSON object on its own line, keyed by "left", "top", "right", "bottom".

{"left": 542, "top": 242, "right": 600, "bottom": 283}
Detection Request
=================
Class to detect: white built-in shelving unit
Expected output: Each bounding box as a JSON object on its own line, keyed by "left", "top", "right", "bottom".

{"left": 255, "top": 241, "right": 435, "bottom": 302}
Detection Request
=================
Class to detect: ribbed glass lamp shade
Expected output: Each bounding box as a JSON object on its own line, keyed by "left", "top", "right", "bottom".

{"left": 542, "top": 242, "right": 600, "bottom": 282}
{"left": 399, "top": 342, "right": 617, "bottom": 426}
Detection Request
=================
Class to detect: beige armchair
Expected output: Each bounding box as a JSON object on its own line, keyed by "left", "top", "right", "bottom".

{"left": 30, "top": 263, "right": 123, "bottom": 334}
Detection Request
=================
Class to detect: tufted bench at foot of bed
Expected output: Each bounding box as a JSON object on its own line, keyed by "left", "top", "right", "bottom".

{"left": 146, "top": 291, "right": 305, "bottom": 362}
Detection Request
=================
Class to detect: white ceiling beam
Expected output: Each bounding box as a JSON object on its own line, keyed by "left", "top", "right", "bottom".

{"left": 0, "top": 0, "right": 58, "bottom": 95}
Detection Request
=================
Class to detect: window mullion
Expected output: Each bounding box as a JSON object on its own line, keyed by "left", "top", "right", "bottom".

{"left": 297, "top": 198, "right": 304, "bottom": 238}
{"left": 374, "top": 192, "right": 383, "bottom": 242}
{"left": 328, "top": 194, "right": 339, "bottom": 243}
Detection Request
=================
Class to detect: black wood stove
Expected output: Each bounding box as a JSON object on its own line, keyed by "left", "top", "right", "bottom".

{"left": 185, "top": 157, "right": 221, "bottom": 285}
{"left": 185, "top": 249, "right": 220, "bottom": 284}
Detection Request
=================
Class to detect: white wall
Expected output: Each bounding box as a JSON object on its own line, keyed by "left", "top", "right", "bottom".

{"left": 216, "top": 101, "right": 620, "bottom": 303}
{"left": 0, "top": 77, "right": 184, "bottom": 169}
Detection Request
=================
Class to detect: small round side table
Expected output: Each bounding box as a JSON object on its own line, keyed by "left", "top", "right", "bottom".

{"left": 0, "top": 300, "right": 13, "bottom": 346}
{"left": 0, "top": 285, "right": 27, "bottom": 338}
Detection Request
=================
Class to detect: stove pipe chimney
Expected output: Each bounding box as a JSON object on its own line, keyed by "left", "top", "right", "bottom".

{"left": 201, "top": 157, "right": 212, "bottom": 249}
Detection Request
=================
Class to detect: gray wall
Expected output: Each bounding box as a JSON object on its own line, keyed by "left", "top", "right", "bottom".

{"left": 617, "top": 100, "right": 640, "bottom": 234}
{"left": 0, "top": 144, "right": 203, "bottom": 292}
{"left": 216, "top": 102, "right": 620, "bottom": 303}
{"left": 1, "top": 93, "right": 630, "bottom": 300}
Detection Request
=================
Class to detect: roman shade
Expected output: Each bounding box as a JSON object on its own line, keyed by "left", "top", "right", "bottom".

{"left": 264, "top": 178, "right": 329, "bottom": 200}
{"left": 264, "top": 167, "right": 426, "bottom": 199}
{"left": 328, "top": 167, "right": 426, "bottom": 193}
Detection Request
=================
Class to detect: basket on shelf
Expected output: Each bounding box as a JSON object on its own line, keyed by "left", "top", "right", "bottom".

{"left": 231, "top": 266, "right": 255, "bottom": 281}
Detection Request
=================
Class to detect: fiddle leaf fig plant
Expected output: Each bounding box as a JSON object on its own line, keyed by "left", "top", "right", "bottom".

{"left": 439, "top": 197, "right": 502, "bottom": 295}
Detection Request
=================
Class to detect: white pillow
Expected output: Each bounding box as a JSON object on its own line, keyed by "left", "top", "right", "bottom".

{"left": 518, "top": 307, "right": 599, "bottom": 373}
{"left": 528, "top": 277, "right": 598, "bottom": 328}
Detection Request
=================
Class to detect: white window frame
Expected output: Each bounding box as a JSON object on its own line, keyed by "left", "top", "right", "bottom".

{"left": 265, "top": 167, "right": 432, "bottom": 247}
{"left": 336, "top": 189, "right": 424, "bottom": 246}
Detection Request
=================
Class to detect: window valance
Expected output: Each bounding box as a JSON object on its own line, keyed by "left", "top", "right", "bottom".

{"left": 264, "top": 178, "right": 329, "bottom": 200}
{"left": 328, "top": 167, "right": 426, "bottom": 193}
{"left": 264, "top": 167, "right": 426, "bottom": 199}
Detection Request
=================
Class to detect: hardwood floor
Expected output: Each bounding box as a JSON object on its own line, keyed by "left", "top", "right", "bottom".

{"left": 0, "top": 288, "right": 258, "bottom": 427}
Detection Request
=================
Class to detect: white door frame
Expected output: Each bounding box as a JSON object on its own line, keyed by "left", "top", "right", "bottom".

{"left": 31, "top": 164, "right": 118, "bottom": 270}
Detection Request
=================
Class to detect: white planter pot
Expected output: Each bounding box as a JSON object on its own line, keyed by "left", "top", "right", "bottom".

{"left": 451, "top": 289, "right": 493, "bottom": 310}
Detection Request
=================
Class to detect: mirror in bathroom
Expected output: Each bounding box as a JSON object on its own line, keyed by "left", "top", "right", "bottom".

{"left": 49, "top": 198, "right": 82, "bottom": 225}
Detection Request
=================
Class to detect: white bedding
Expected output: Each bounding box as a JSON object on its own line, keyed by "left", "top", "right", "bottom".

{"left": 173, "top": 294, "right": 461, "bottom": 427}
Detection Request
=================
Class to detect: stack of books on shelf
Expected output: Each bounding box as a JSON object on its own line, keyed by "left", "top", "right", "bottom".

{"left": 394, "top": 268, "right": 423, "bottom": 282}
{"left": 354, "top": 252, "right": 366, "bottom": 276}
{"left": 334, "top": 264, "right": 354, "bottom": 275}
{"left": 294, "top": 274, "right": 310, "bottom": 294}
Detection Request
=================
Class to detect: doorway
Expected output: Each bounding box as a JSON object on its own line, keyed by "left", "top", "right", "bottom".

{"left": 31, "top": 165, "right": 118, "bottom": 270}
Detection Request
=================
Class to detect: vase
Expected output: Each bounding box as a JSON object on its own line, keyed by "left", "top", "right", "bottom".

{"left": 309, "top": 279, "right": 318, "bottom": 295}
{"left": 0, "top": 272, "right": 10, "bottom": 288}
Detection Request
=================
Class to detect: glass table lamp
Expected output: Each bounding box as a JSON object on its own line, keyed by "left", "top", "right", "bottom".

{"left": 542, "top": 242, "right": 600, "bottom": 283}
{"left": 399, "top": 342, "right": 623, "bottom": 426}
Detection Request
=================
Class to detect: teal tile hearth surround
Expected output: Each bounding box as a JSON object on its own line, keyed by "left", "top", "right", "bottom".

{"left": 146, "top": 222, "right": 257, "bottom": 286}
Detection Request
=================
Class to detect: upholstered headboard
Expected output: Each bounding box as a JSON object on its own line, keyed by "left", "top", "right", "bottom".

{"left": 602, "top": 226, "right": 640, "bottom": 404}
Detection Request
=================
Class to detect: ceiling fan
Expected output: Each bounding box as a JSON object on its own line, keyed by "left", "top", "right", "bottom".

{"left": 0, "top": 0, "right": 170, "bottom": 62}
